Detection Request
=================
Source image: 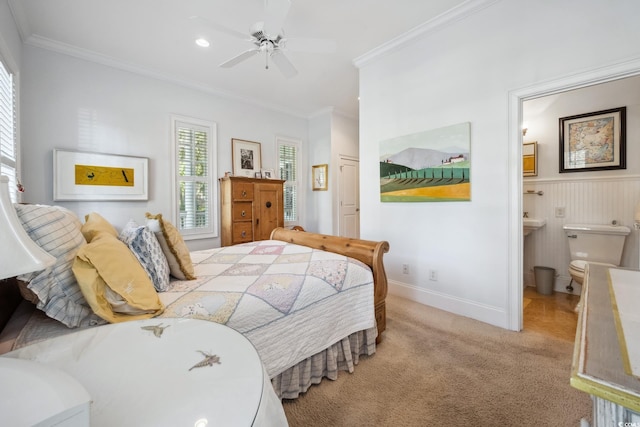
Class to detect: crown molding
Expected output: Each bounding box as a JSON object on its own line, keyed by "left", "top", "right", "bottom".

{"left": 353, "top": 0, "right": 499, "bottom": 69}
{"left": 308, "top": 106, "right": 334, "bottom": 120}
{"left": 24, "top": 34, "right": 313, "bottom": 119}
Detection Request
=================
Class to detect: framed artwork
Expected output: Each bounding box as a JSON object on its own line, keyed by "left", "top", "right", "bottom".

{"left": 232, "top": 139, "right": 262, "bottom": 177}
{"left": 312, "top": 164, "right": 328, "bottom": 191}
{"left": 379, "top": 122, "right": 470, "bottom": 202}
{"left": 53, "top": 149, "right": 148, "bottom": 201}
{"left": 559, "top": 107, "right": 626, "bottom": 173}
{"left": 261, "top": 169, "right": 275, "bottom": 179}
{"left": 523, "top": 142, "right": 537, "bottom": 177}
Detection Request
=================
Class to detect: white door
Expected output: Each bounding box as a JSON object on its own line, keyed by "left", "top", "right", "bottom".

{"left": 339, "top": 157, "right": 359, "bottom": 238}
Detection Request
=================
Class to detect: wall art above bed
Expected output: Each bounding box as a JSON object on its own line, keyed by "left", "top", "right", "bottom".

{"left": 53, "top": 149, "right": 149, "bottom": 201}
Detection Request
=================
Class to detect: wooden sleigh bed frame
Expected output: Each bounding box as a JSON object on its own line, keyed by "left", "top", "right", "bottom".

{"left": 269, "top": 227, "right": 390, "bottom": 341}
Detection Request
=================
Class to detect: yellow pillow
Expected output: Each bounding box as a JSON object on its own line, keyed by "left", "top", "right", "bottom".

{"left": 145, "top": 212, "right": 195, "bottom": 280}
{"left": 81, "top": 212, "right": 118, "bottom": 243}
{"left": 72, "top": 232, "right": 164, "bottom": 323}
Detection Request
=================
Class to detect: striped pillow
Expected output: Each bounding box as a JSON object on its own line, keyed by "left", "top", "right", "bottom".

{"left": 15, "top": 204, "right": 102, "bottom": 327}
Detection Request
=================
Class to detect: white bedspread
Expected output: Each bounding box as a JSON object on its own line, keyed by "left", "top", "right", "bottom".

{"left": 158, "top": 240, "right": 376, "bottom": 377}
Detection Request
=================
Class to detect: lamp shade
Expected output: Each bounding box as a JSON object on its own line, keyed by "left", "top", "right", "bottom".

{"left": 0, "top": 175, "right": 55, "bottom": 280}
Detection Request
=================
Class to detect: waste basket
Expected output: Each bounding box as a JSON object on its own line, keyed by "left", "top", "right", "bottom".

{"left": 534, "top": 266, "right": 555, "bottom": 295}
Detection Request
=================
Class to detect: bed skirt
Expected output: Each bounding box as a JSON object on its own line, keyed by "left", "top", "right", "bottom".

{"left": 271, "top": 326, "right": 377, "bottom": 399}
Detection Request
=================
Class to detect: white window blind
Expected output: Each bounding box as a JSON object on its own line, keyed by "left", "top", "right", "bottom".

{"left": 0, "top": 60, "right": 17, "bottom": 202}
{"left": 172, "top": 117, "right": 217, "bottom": 239}
{"left": 278, "top": 138, "right": 299, "bottom": 223}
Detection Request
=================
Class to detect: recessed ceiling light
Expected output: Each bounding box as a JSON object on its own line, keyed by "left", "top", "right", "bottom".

{"left": 195, "top": 38, "right": 210, "bottom": 48}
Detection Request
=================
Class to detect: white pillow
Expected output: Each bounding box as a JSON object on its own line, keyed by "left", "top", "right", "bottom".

{"left": 119, "top": 220, "right": 171, "bottom": 292}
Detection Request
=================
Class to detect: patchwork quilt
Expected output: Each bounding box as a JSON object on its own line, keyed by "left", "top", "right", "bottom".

{"left": 158, "top": 239, "right": 376, "bottom": 377}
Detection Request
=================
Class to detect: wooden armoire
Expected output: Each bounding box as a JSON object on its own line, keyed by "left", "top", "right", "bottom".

{"left": 219, "top": 176, "right": 285, "bottom": 246}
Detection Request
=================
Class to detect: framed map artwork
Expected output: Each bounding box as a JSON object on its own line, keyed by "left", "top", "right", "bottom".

{"left": 559, "top": 107, "right": 626, "bottom": 173}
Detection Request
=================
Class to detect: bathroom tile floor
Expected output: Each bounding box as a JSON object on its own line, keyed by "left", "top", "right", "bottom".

{"left": 523, "top": 286, "right": 580, "bottom": 342}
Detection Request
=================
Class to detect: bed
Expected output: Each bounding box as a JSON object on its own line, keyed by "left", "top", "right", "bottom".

{"left": 0, "top": 204, "right": 390, "bottom": 401}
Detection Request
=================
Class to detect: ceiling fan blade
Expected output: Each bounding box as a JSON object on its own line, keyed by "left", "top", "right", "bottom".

{"left": 283, "top": 37, "right": 336, "bottom": 54}
{"left": 190, "top": 15, "right": 249, "bottom": 41}
{"left": 270, "top": 49, "right": 298, "bottom": 78}
{"left": 263, "top": 0, "right": 291, "bottom": 38}
{"left": 220, "top": 49, "right": 259, "bottom": 68}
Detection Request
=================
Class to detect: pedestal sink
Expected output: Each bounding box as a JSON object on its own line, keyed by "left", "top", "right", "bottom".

{"left": 523, "top": 218, "right": 546, "bottom": 237}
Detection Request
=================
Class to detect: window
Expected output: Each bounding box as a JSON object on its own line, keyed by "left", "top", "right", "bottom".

{"left": 277, "top": 136, "right": 300, "bottom": 225}
{"left": 0, "top": 59, "right": 17, "bottom": 202}
{"left": 171, "top": 116, "right": 217, "bottom": 239}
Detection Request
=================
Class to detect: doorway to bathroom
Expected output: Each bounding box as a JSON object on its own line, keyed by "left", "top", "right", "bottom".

{"left": 509, "top": 59, "right": 640, "bottom": 332}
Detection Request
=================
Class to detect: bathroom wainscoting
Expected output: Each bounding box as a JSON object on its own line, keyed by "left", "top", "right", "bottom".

{"left": 523, "top": 175, "right": 640, "bottom": 293}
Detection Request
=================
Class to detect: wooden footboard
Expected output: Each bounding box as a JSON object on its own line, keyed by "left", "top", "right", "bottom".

{"left": 270, "top": 227, "right": 390, "bottom": 342}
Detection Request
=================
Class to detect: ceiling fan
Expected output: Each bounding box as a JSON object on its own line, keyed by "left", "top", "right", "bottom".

{"left": 193, "top": 0, "right": 335, "bottom": 78}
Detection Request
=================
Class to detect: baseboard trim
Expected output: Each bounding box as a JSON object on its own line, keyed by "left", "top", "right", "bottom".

{"left": 388, "top": 280, "right": 509, "bottom": 329}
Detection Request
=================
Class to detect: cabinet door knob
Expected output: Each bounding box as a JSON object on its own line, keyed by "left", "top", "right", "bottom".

{"left": 265, "top": 201, "right": 272, "bottom": 208}
{"left": 242, "top": 190, "right": 247, "bottom": 197}
{"left": 241, "top": 230, "right": 246, "bottom": 237}
{"left": 241, "top": 210, "right": 246, "bottom": 217}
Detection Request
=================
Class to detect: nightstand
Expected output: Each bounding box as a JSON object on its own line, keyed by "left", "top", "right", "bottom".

{"left": 0, "top": 357, "right": 91, "bottom": 426}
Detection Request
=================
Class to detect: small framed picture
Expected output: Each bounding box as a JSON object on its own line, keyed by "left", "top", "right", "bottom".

{"left": 232, "top": 138, "right": 262, "bottom": 177}
{"left": 255, "top": 171, "right": 262, "bottom": 179}
{"left": 312, "top": 164, "right": 328, "bottom": 191}
{"left": 523, "top": 142, "right": 537, "bottom": 177}
{"left": 261, "top": 169, "right": 275, "bottom": 179}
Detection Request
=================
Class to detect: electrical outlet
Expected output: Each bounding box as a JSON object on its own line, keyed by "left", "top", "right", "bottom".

{"left": 429, "top": 269, "right": 438, "bottom": 281}
{"left": 402, "top": 264, "right": 409, "bottom": 275}
{"left": 555, "top": 207, "right": 566, "bottom": 218}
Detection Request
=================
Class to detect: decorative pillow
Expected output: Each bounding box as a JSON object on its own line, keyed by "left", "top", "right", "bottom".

{"left": 145, "top": 212, "right": 195, "bottom": 280}
{"left": 73, "top": 231, "right": 164, "bottom": 323}
{"left": 14, "top": 204, "right": 101, "bottom": 327}
{"left": 119, "top": 220, "right": 171, "bottom": 292}
{"left": 81, "top": 212, "right": 118, "bottom": 243}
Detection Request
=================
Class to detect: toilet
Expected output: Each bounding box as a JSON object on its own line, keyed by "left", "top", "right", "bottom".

{"left": 563, "top": 223, "right": 631, "bottom": 287}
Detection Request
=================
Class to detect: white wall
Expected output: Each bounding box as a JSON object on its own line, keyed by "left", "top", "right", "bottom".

{"left": 0, "top": 0, "right": 21, "bottom": 70}
{"left": 307, "top": 110, "right": 332, "bottom": 233}
{"left": 523, "top": 76, "right": 640, "bottom": 292}
{"left": 358, "top": 0, "right": 640, "bottom": 328}
{"left": 20, "top": 45, "right": 308, "bottom": 250}
{"left": 306, "top": 109, "right": 358, "bottom": 235}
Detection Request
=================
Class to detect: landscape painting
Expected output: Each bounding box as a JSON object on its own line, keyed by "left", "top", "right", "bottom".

{"left": 380, "top": 122, "right": 471, "bottom": 202}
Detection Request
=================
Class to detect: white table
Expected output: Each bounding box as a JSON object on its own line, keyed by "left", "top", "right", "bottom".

{"left": 4, "top": 318, "right": 288, "bottom": 426}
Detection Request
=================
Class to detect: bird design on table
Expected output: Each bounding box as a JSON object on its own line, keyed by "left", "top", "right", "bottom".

{"left": 189, "top": 350, "right": 222, "bottom": 371}
{"left": 141, "top": 323, "right": 170, "bottom": 338}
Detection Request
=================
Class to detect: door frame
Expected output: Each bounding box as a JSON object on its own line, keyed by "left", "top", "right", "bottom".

{"left": 507, "top": 57, "right": 640, "bottom": 331}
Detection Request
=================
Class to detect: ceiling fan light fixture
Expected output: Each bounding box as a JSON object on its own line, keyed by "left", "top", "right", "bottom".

{"left": 195, "top": 38, "right": 210, "bottom": 48}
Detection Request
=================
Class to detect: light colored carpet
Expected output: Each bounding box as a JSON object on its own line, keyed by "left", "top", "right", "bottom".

{"left": 283, "top": 294, "right": 592, "bottom": 426}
